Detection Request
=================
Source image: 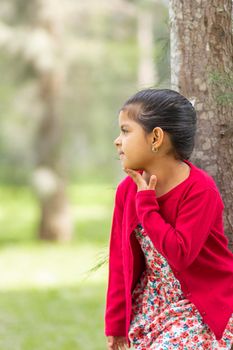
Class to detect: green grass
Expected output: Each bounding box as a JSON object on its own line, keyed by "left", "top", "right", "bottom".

{"left": 0, "top": 183, "right": 116, "bottom": 350}
{"left": 0, "top": 283, "right": 106, "bottom": 350}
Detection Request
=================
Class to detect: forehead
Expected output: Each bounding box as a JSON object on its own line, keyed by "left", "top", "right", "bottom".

{"left": 119, "top": 106, "right": 136, "bottom": 124}
{"left": 118, "top": 104, "right": 141, "bottom": 124}
{"left": 118, "top": 109, "right": 131, "bottom": 124}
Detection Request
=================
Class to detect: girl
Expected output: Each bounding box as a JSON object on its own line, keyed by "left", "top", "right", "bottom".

{"left": 104, "top": 89, "right": 233, "bottom": 350}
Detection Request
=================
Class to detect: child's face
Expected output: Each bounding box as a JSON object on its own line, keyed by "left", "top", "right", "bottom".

{"left": 114, "top": 109, "right": 156, "bottom": 171}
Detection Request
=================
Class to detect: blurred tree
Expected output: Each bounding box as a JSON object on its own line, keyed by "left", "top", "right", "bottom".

{"left": 126, "top": 0, "right": 166, "bottom": 88}
{"left": 169, "top": 0, "right": 233, "bottom": 250}
{"left": 31, "top": 0, "right": 73, "bottom": 241}
{"left": 0, "top": 0, "right": 73, "bottom": 241}
{"left": 137, "top": 2, "right": 157, "bottom": 87}
{"left": 0, "top": 0, "right": 170, "bottom": 186}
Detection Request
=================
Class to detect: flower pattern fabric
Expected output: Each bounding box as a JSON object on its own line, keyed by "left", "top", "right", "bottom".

{"left": 128, "top": 223, "right": 233, "bottom": 349}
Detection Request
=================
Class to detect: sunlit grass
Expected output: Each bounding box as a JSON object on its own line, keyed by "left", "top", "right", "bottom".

{"left": 0, "top": 183, "right": 115, "bottom": 350}
{"left": 0, "top": 243, "right": 108, "bottom": 290}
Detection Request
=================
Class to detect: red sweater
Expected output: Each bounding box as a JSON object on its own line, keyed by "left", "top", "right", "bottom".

{"left": 104, "top": 160, "right": 233, "bottom": 346}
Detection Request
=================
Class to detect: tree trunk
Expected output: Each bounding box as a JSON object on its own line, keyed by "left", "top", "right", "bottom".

{"left": 33, "top": 72, "right": 72, "bottom": 241}
{"left": 33, "top": 0, "right": 73, "bottom": 241}
{"left": 169, "top": 0, "right": 233, "bottom": 251}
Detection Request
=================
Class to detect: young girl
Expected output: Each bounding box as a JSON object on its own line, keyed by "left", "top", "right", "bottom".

{"left": 104, "top": 89, "right": 233, "bottom": 350}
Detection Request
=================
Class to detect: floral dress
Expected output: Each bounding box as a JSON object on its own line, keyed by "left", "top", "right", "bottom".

{"left": 128, "top": 223, "right": 233, "bottom": 350}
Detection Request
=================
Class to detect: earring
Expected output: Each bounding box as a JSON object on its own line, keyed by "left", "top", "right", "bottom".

{"left": 152, "top": 146, "right": 159, "bottom": 153}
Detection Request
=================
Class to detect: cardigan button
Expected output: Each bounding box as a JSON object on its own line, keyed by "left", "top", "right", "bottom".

{"left": 186, "top": 292, "right": 191, "bottom": 297}
{"left": 201, "top": 311, "right": 206, "bottom": 316}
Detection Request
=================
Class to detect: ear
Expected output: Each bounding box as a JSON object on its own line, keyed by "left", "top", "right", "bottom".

{"left": 152, "top": 127, "right": 164, "bottom": 147}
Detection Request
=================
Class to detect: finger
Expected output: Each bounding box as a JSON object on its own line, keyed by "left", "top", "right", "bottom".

{"left": 124, "top": 169, "right": 138, "bottom": 186}
{"left": 107, "top": 337, "right": 113, "bottom": 346}
{"left": 124, "top": 168, "right": 139, "bottom": 178}
{"left": 114, "top": 342, "right": 121, "bottom": 350}
{"left": 125, "top": 169, "right": 146, "bottom": 188}
{"left": 148, "top": 175, "right": 157, "bottom": 190}
{"left": 119, "top": 340, "right": 128, "bottom": 350}
{"left": 107, "top": 343, "right": 113, "bottom": 350}
{"left": 114, "top": 340, "right": 125, "bottom": 350}
{"left": 106, "top": 337, "right": 114, "bottom": 350}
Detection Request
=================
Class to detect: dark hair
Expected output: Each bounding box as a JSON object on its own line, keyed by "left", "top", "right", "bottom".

{"left": 121, "top": 88, "right": 197, "bottom": 161}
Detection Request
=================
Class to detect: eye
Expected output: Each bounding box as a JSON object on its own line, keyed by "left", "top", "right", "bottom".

{"left": 121, "top": 129, "right": 128, "bottom": 134}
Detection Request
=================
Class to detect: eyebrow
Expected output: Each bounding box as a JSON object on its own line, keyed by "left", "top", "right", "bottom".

{"left": 120, "top": 124, "right": 130, "bottom": 128}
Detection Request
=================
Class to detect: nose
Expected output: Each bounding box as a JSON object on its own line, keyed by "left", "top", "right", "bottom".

{"left": 114, "top": 135, "right": 121, "bottom": 147}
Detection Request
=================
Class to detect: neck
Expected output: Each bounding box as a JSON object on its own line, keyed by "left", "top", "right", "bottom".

{"left": 142, "top": 157, "right": 187, "bottom": 189}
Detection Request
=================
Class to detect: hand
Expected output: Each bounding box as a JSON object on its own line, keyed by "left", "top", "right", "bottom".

{"left": 124, "top": 168, "right": 157, "bottom": 192}
{"left": 106, "top": 336, "right": 130, "bottom": 349}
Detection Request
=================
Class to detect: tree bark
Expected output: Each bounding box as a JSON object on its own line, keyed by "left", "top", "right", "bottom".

{"left": 169, "top": 0, "right": 233, "bottom": 250}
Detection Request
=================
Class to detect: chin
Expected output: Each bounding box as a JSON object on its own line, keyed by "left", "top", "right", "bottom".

{"left": 122, "top": 163, "right": 143, "bottom": 171}
{"left": 122, "top": 157, "right": 144, "bottom": 169}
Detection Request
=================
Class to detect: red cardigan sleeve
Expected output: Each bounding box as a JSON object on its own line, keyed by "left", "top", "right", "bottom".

{"left": 104, "top": 185, "right": 126, "bottom": 336}
{"left": 135, "top": 187, "right": 220, "bottom": 271}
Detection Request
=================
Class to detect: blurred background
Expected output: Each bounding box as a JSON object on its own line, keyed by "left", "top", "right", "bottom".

{"left": 0, "top": 0, "right": 170, "bottom": 349}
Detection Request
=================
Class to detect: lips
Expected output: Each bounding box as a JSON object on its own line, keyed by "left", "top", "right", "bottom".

{"left": 118, "top": 151, "right": 124, "bottom": 156}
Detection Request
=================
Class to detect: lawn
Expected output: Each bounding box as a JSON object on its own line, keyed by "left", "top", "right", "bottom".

{"left": 0, "top": 183, "right": 116, "bottom": 350}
